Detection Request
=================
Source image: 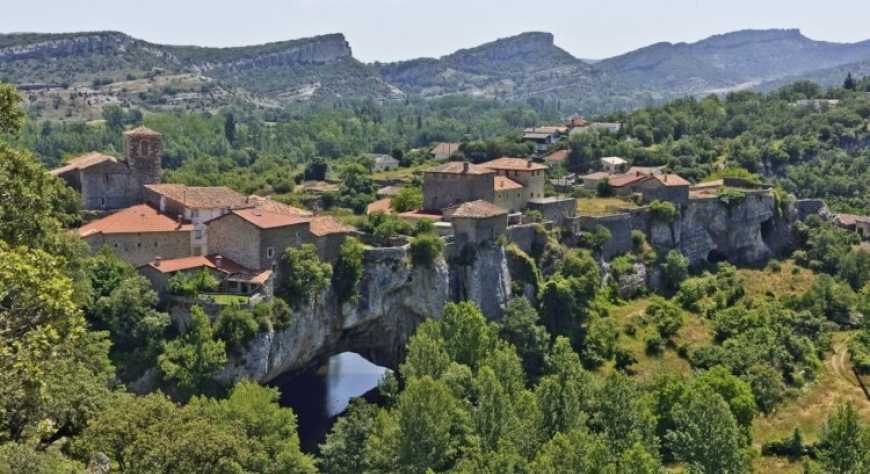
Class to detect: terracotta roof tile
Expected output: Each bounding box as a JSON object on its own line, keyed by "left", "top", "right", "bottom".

{"left": 143, "top": 255, "right": 272, "bottom": 285}
{"left": 397, "top": 210, "right": 443, "bottom": 222}
{"left": 367, "top": 198, "right": 393, "bottom": 214}
{"left": 246, "top": 195, "right": 312, "bottom": 216}
{"left": 582, "top": 171, "right": 611, "bottom": 180}
{"left": 50, "top": 152, "right": 118, "bottom": 176}
{"left": 145, "top": 184, "right": 249, "bottom": 209}
{"left": 446, "top": 200, "right": 508, "bottom": 219}
{"left": 494, "top": 176, "right": 524, "bottom": 191}
{"left": 426, "top": 161, "right": 494, "bottom": 175}
{"left": 230, "top": 208, "right": 310, "bottom": 230}
{"left": 607, "top": 174, "right": 650, "bottom": 188}
{"left": 654, "top": 174, "right": 690, "bottom": 187}
{"left": 836, "top": 213, "right": 870, "bottom": 226}
{"left": 480, "top": 157, "right": 548, "bottom": 172}
{"left": 309, "top": 216, "right": 355, "bottom": 237}
{"left": 78, "top": 204, "right": 192, "bottom": 237}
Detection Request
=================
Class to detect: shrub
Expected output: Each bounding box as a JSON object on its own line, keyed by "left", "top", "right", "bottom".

{"left": 649, "top": 200, "right": 678, "bottom": 223}
{"left": 645, "top": 331, "right": 664, "bottom": 355}
{"left": 718, "top": 188, "right": 747, "bottom": 208}
{"left": 410, "top": 233, "right": 443, "bottom": 267}
{"left": 661, "top": 250, "right": 689, "bottom": 294}
{"left": 631, "top": 230, "right": 647, "bottom": 251}
{"left": 277, "top": 244, "right": 332, "bottom": 306}
{"left": 332, "top": 237, "right": 365, "bottom": 304}
{"left": 645, "top": 297, "right": 684, "bottom": 339}
{"left": 391, "top": 187, "right": 423, "bottom": 213}
{"left": 215, "top": 305, "right": 259, "bottom": 350}
{"left": 579, "top": 225, "right": 612, "bottom": 252}
{"left": 168, "top": 268, "right": 219, "bottom": 297}
{"left": 597, "top": 178, "right": 614, "bottom": 197}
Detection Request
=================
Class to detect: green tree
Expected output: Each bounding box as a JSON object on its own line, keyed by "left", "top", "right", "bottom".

{"left": 214, "top": 305, "right": 259, "bottom": 351}
{"left": 645, "top": 296, "right": 684, "bottom": 339}
{"left": 320, "top": 399, "right": 379, "bottom": 474}
{"left": 499, "top": 298, "right": 550, "bottom": 380}
{"left": 277, "top": 243, "right": 332, "bottom": 306}
{"left": 666, "top": 385, "right": 749, "bottom": 474}
{"left": 440, "top": 301, "right": 496, "bottom": 371}
{"left": 158, "top": 306, "right": 227, "bottom": 399}
{"left": 409, "top": 232, "right": 443, "bottom": 267}
{"left": 331, "top": 237, "right": 365, "bottom": 304}
{"left": 223, "top": 112, "right": 237, "bottom": 146}
{"left": 535, "top": 337, "right": 593, "bottom": 438}
{"left": 0, "top": 84, "right": 24, "bottom": 135}
{"left": 817, "top": 403, "right": 870, "bottom": 474}
{"left": 390, "top": 187, "right": 423, "bottom": 213}
{"left": 661, "top": 249, "right": 689, "bottom": 294}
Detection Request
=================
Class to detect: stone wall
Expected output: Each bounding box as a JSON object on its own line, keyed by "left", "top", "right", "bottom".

{"left": 423, "top": 172, "right": 494, "bottom": 212}
{"left": 76, "top": 160, "right": 139, "bottom": 210}
{"left": 207, "top": 214, "right": 262, "bottom": 270}
{"left": 84, "top": 230, "right": 191, "bottom": 267}
{"left": 505, "top": 223, "right": 547, "bottom": 255}
{"left": 259, "top": 223, "right": 311, "bottom": 270}
{"left": 527, "top": 197, "right": 577, "bottom": 225}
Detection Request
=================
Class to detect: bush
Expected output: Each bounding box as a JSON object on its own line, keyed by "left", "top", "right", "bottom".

{"left": 168, "top": 268, "right": 219, "bottom": 297}
{"left": 645, "top": 297, "right": 684, "bottom": 339}
{"left": 215, "top": 305, "right": 259, "bottom": 350}
{"left": 631, "top": 230, "right": 647, "bottom": 251}
{"left": 661, "top": 250, "right": 689, "bottom": 294}
{"left": 277, "top": 244, "right": 332, "bottom": 306}
{"left": 579, "top": 225, "right": 611, "bottom": 252}
{"left": 391, "top": 187, "right": 423, "bottom": 213}
{"left": 649, "top": 200, "right": 677, "bottom": 223}
{"left": 410, "top": 233, "right": 443, "bottom": 267}
{"left": 332, "top": 237, "right": 365, "bottom": 304}
{"left": 645, "top": 331, "right": 665, "bottom": 355}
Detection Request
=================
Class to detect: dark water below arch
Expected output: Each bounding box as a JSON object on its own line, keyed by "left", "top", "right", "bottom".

{"left": 269, "top": 352, "right": 390, "bottom": 453}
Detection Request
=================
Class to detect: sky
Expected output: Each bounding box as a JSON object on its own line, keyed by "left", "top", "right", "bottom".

{"left": 2, "top": 0, "right": 870, "bottom": 62}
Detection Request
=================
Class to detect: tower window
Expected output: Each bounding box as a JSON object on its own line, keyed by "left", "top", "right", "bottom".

{"left": 266, "top": 247, "right": 275, "bottom": 259}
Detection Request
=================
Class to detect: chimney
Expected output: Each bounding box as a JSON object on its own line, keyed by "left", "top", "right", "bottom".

{"left": 154, "top": 256, "right": 162, "bottom": 267}
{"left": 527, "top": 159, "right": 533, "bottom": 168}
{"left": 463, "top": 161, "right": 470, "bottom": 173}
{"left": 215, "top": 255, "right": 223, "bottom": 268}
{"left": 176, "top": 214, "right": 183, "bottom": 228}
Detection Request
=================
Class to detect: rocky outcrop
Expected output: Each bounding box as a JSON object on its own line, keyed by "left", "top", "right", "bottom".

{"left": 218, "top": 243, "right": 511, "bottom": 384}
{"left": 449, "top": 243, "right": 513, "bottom": 320}
{"left": 193, "top": 34, "right": 353, "bottom": 72}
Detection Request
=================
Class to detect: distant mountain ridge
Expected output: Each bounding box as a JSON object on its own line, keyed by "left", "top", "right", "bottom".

{"left": 2, "top": 28, "right": 870, "bottom": 118}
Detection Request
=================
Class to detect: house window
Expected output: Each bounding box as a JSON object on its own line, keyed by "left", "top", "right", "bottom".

{"left": 191, "top": 209, "right": 199, "bottom": 219}
{"left": 192, "top": 246, "right": 202, "bottom": 256}
{"left": 99, "top": 197, "right": 106, "bottom": 208}
{"left": 266, "top": 247, "right": 275, "bottom": 259}
{"left": 104, "top": 174, "right": 109, "bottom": 185}
{"left": 194, "top": 229, "right": 203, "bottom": 240}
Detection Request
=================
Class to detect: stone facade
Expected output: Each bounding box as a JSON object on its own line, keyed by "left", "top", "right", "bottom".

{"left": 422, "top": 163, "right": 495, "bottom": 212}
{"left": 527, "top": 197, "right": 577, "bottom": 225}
{"left": 83, "top": 230, "right": 192, "bottom": 267}
{"left": 206, "top": 213, "right": 263, "bottom": 270}
{"left": 51, "top": 127, "right": 162, "bottom": 210}
{"left": 635, "top": 178, "right": 689, "bottom": 205}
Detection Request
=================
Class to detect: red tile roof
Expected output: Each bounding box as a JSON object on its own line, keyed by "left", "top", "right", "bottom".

{"left": 544, "top": 149, "right": 570, "bottom": 163}
{"left": 309, "top": 216, "right": 355, "bottom": 237}
{"left": 582, "top": 171, "right": 611, "bottom": 180}
{"left": 480, "top": 157, "right": 548, "bottom": 172}
{"left": 143, "top": 254, "right": 272, "bottom": 284}
{"left": 447, "top": 200, "right": 508, "bottom": 219}
{"left": 124, "top": 126, "right": 161, "bottom": 137}
{"left": 50, "top": 152, "right": 118, "bottom": 176}
{"left": 230, "top": 208, "right": 310, "bottom": 230}
{"left": 426, "top": 161, "right": 494, "bottom": 175}
{"left": 654, "top": 174, "right": 690, "bottom": 187}
{"left": 145, "top": 184, "right": 249, "bottom": 209}
{"left": 397, "top": 210, "right": 443, "bottom": 222}
{"left": 607, "top": 174, "right": 650, "bottom": 188}
{"left": 367, "top": 198, "right": 393, "bottom": 214}
{"left": 246, "top": 195, "right": 312, "bottom": 216}
{"left": 836, "top": 213, "right": 870, "bottom": 226}
{"left": 494, "top": 176, "right": 524, "bottom": 191}
{"left": 78, "top": 204, "right": 193, "bottom": 237}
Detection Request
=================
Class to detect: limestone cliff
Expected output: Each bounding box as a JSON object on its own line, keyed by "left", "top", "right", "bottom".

{"left": 218, "top": 243, "right": 510, "bottom": 384}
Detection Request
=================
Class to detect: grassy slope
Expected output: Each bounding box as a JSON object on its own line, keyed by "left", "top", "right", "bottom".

{"left": 603, "top": 261, "right": 870, "bottom": 472}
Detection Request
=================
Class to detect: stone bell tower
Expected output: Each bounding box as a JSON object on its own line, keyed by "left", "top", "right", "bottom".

{"left": 123, "top": 126, "right": 162, "bottom": 202}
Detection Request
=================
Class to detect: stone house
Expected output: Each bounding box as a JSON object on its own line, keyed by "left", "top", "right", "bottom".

{"left": 627, "top": 166, "right": 665, "bottom": 176}
{"left": 50, "top": 126, "right": 162, "bottom": 210}
{"left": 444, "top": 200, "right": 508, "bottom": 246}
{"left": 77, "top": 204, "right": 194, "bottom": 266}
{"left": 138, "top": 254, "right": 274, "bottom": 301}
{"left": 835, "top": 213, "right": 870, "bottom": 240}
{"left": 522, "top": 127, "right": 562, "bottom": 152}
{"left": 527, "top": 197, "right": 577, "bottom": 225}
{"left": 543, "top": 149, "right": 570, "bottom": 165}
{"left": 144, "top": 184, "right": 250, "bottom": 256}
{"left": 601, "top": 157, "right": 628, "bottom": 174}
{"left": 422, "top": 161, "right": 495, "bottom": 212}
{"left": 479, "top": 157, "right": 548, "bottom": 203}
{"left": 206, "top": 208, "right": 311, "bottom": 271}
{"left": 607, "top": 173, "right": 650, "bottom": 196}
{"left": 308, "top": 216, "right": 356, "bottom": 262}
{"left": 582, "top": 171, "right": 610, "bottom": 190}
{"left": 493, "top": 176, "right": 526, "bottom": 212}
{"left": 371, "top": 154, "right": 400, "bottom": 172}
{"left": 634, "top": 174, "right": 690, "bottom": 205}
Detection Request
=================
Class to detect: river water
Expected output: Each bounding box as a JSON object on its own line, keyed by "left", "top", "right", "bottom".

{"left": 270, "top": 352, "right": 390, "bottom": 452}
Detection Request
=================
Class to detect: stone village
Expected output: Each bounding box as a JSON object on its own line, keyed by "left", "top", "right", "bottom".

{"left": 50, "top": 120, "right": 868, "bottom": 382}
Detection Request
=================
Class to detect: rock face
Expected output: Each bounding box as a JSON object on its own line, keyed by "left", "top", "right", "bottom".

{"left": 218, "top": 244, "right": 510, "bottom": 383}
{"left": 449, "top": 243, "right": 513, "bottom": 320}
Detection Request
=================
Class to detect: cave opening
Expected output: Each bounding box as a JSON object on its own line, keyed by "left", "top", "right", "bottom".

{"left": 269, "top": 352, "right": 391, "bottom": 453}
{"left": 761, "top": 217, "right": 775, "bottom": 241}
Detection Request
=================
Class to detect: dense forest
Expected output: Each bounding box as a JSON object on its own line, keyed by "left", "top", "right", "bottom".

{"left": 1, "top": 73, "right": 869, "bottom": 473}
